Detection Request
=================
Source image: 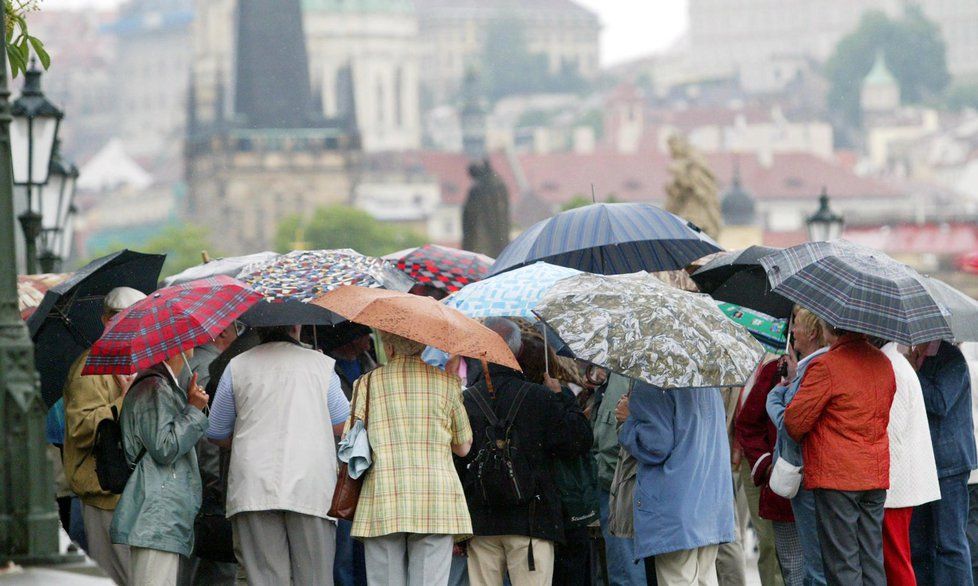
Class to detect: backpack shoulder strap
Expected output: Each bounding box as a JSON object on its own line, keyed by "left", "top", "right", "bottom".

{"left": 502, "top": 382, "right": 533, "bottom": 426}
{"left": 464, "top": 385, "right": 500, "bottom": 427}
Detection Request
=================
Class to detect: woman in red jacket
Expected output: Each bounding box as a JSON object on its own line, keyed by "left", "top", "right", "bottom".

{"left": 736, "top": 357, "right": 804, "bottom": 586}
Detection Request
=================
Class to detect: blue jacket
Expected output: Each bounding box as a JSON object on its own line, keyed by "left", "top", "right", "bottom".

{"left": 767, "top": 348, "right": 828, "bottom": 467}
{"left": 619, "top": 385, "right": 734, "bottom": 559}
{"left": 918, "top": 341, "right": 977, "bottom": 478}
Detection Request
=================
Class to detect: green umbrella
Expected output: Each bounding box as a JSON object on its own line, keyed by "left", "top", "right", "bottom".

{"left": 533, "top": 272, "right": 765, "bottom": 388}
{"left": 717, "top": 302, "right": 788, "bottom": 355}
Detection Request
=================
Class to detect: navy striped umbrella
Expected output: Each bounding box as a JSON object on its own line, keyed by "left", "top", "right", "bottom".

{"left": 489, "top": 203, "right": 723, "bottom": 276}
{"left": 759, "top": 241, "right": 953, "bottom": 346}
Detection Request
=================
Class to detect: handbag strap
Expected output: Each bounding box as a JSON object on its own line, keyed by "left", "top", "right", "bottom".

{"left": 347, "top": 371, "right": 371, "bottom": 428}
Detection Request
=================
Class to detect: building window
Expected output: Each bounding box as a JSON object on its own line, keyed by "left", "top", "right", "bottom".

{"left": 376, "top": 79, "right": 385, "bottom": 127}
{"left": 395, "top": 67, "right": 404, "bottom": 129}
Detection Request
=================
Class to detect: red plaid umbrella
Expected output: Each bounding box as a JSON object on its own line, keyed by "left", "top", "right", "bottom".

{"left": 395, "top": 244, "right": 493, "bottom": 293}
{"left": 958, "top": 251, "right": 978, "bottom": 275}
{"left": 82, "top": 276, "right": 261, "bottom": 375}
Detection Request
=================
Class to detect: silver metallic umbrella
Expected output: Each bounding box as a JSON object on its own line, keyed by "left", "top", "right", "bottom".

{"left": 533, "top": 272, "right": 765, "bottom": 388}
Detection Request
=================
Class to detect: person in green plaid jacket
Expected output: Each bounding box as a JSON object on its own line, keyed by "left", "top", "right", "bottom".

{"left": 350, "top": 330, "right": 474, "bottom": 585}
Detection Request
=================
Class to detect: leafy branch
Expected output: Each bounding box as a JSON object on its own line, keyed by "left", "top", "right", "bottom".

{"left": 4, "top": 0, "right": 47, "bottom": 77}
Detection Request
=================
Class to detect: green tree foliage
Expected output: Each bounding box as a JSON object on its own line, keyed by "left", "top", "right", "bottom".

{"left": 480, "top": 17, "right": 586, "bottom": 102}
{"left": 826, "top": 8, "right": 950, "bottom": 128}
{"left": 86, "top": 224, "right": 219, "bottom": 280}
{"left": 4, "top": 1, "right": 49, "bottom": 77}
{"left": 560, "top": 193, "right": 620, "bottom": 211}
{"left": 946, "top": 83, "right": 978, "bottom": 111}
{"left": 275, "top": 205, "right": 425, "bottom": 257}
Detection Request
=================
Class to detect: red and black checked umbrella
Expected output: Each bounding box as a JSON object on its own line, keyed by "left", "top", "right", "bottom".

{"left": 82, "top": 276, "right": 261, "bottom": 375}
{"left": 394, "top": 244, "right": 493, "bottom": 293}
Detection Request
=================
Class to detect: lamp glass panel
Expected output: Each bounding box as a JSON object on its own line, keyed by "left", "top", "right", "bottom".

{"left": 10, "top": 117, "right": 30, "bottom": 184}
{"left": 30, "top": 117, "right": 58, "bottom": 184}
{"left": 57, "top": 214, "right": 75, "bottom": 260}
{"left": 39, "top": 173, "right": 66, "bottom": 230}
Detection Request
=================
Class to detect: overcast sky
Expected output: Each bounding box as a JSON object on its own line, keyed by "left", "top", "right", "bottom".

{"left": 43, "top": 0, "right": 690, "bottom": 66}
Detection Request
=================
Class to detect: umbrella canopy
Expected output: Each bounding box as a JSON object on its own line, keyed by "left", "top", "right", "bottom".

{"left": 27, "top": 250, "right": 165, "bottom": 407}
{"left": 162, "top": 251, "right": 280, "bottom": 286}
{"left": 717, "top": 302, "right": 788, "bottom": 354}
{"left": 444, "top": 261, "right": 582, "bottom": 320}
{"left": 533, "top": 272, "right": 764, "bottom": 388}
{"left": 237, "top": 249, "right": 411, "bottom": 326}
{"left": 489, "top": 202, "right": 722, "bottom": 277}
{"left": 313, "top": 285, "right": 521, "bottom": 371}
{"left": 82, "top": 276, "right": 261, "bottom": 375}
{"left": 920, "top": 277, "right": 978, "bottom": 343}
{"left": 691, "top": 246, "right": 794, "bottom": 318}
{"left": 760, "top": 241, "right": 954, "bottom": 346}
{"left": 393, "top": 244, "right": 493, "bottom": 293}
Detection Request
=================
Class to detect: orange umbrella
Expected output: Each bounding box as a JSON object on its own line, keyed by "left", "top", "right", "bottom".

{"left": 312, "top": 285, "right": 521, "bottom": 371}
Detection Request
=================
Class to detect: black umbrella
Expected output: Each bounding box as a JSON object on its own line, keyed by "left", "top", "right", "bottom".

{"left": 691, "top": 245, "right": 794, "bottom": 319}
{"left": 27, "top": 249, "right": 166, "bottom": 407}
{"left": 238, "top": 299, "right": 345, "bottom": 327}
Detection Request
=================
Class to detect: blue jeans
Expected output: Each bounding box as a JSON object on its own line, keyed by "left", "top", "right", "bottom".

{"left": 69, "top": 496, "right": 87, "bottom": 551}
{"left": 791, "top": 488, "right": 826, "bottom": 586}
{"left": 334, "top": 519, "right": 367, "bottom": 586}
{"left": 911, "top": 472, "right": 974, "bottom": 586}
{"left": 599, "top": 489, "right": 647, "bottom": 586}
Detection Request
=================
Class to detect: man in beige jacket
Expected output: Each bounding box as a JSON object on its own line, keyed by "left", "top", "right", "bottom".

{"left": 63, "top": 286, "right": 145, "bottom": 585}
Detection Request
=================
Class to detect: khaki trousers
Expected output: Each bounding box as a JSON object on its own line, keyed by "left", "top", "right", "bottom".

{"left": 131, "top": 547, "right": 180, "bottom": 586}
{"left": 82, "top": 503, "right": 131, "bottom": 585}
{"left": 739, "top": 462, "right": 785, "bottom": 586}
{"left": 655, "top": 545, "right": 720, "bottom": 586}
{"left": 467, "top": 535, "right": 555, "bottom": 586}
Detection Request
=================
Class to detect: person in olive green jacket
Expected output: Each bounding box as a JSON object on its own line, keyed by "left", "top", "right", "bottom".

{"left": 591, "top": 371, "right": 647, "bottom": 585}
{"left": 63, "top": 286, "right": 146, "bottom": 585}
{"left": 110, "top": 351, "right": 209, "bottom": 586}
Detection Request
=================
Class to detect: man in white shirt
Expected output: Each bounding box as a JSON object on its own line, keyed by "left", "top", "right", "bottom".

{"left": 208, "top": 324, "right": 349, "bottom": 585}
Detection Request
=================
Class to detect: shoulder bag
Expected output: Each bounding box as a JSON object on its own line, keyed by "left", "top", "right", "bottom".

{"left": 328, "top": 372, "right": 371, "bottom": 521}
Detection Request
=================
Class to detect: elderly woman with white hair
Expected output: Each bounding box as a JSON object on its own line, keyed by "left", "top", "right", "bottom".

{"left": 350, "top": 330, "right": 474, "bottom": 586}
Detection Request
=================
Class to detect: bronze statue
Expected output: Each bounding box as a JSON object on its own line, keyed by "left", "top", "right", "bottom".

{"left": 462, "top": 160, "right": 510, "bottom": 257}
{"left": 665, "top": 134, "right": 722, "bottom": 239}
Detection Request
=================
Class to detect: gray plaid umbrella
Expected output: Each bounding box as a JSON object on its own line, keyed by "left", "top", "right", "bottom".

{"left": 921, "top": 277, "right": 978, "bottom": 343}
{"left": 759, "top": 241, "right": 953, "bottom": 346}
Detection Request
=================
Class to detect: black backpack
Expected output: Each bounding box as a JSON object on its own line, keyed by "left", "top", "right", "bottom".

{"left": 90, "top": 374, "right": 156, "bottom": 494}
{"left": 464, "top": 383, "right": 536, "bottom": 507}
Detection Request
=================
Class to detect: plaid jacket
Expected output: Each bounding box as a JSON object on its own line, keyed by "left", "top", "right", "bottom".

{"left": 350, "top": 355, "right": 473, "bottom": 538}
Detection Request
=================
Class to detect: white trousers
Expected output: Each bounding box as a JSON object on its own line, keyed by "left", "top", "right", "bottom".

{"left": 363, "top": 532, "right": 453, "bottom": 586}
{"left": 655, "top": 545, "right": 720, "bottom": 586}
{"left": 82, "top": 503, "right": 131, "bottom": 585}
{"left": 131, "top": 546, "right": 180, "bottom": 586}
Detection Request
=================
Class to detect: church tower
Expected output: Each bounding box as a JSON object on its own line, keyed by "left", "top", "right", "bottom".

{"left": 186, "top": 0, "right": 359, "bottom": 253}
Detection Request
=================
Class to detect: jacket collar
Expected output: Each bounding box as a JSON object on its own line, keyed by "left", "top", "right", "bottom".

{"left": 142, "top": 361, "right": 179, "bottom": 390}
{"left": 829, "top": 332, "right": 868, "bottom": 352}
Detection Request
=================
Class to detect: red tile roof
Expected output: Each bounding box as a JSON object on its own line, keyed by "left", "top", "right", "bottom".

{"left": 417, "top": 150, "right": 901, "bottom": 207}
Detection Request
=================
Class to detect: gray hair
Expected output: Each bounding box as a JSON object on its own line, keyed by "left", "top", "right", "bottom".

{"left": 483, "top": 317, "right": 523, "bottom": 356}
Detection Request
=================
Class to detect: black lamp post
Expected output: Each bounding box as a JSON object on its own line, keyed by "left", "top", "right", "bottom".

{"left": 806, "top": 187, "right": 845, "bottom": 242}
{"left": 11, "top": 59, "right": 63, "bottom": 274}
{"left": 37, "top": 139, "right": 78, "bottom": 273}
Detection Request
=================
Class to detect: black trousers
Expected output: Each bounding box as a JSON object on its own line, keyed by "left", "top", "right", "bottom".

{"left": 555, "top": 525, "right": 592, "bottom": 586}
{"left": 813, "top": 488, "right": 886, "bottom": 586}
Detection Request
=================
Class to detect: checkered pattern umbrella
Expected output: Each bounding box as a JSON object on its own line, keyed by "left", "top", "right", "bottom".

{"left": 82, "top": 276, "right": 261, "bottom": 375}
{"left": 760, "top": 241, "right": 953, "bottom": 346}
{"left": 444, "top": 261, "right": 581, "bottom": 319}
{"left": 240, "top": 249, "right": 414, "bottom": 303}
{"left": 394, "top": 244, "right": 493, "bottom": 293}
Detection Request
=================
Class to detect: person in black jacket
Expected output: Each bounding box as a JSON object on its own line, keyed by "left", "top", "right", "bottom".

{"left": 460, "top": 317, "right": 593, "bottom": 586}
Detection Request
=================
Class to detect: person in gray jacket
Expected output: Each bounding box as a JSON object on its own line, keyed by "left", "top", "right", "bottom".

{"left": 110, "top": 350, "right": 210, "bottom": 586}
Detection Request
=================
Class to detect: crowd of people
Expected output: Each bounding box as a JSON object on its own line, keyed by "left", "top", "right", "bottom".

{"left": 45, "top": 284, "right": 978, "bottom": 586}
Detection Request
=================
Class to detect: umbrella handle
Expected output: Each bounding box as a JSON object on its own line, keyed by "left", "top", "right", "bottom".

{"left": 481, "top": 358, "right": 495, "bottom": 398}
{"left": 543, "top": 331, "right": 550, "bottom": 377}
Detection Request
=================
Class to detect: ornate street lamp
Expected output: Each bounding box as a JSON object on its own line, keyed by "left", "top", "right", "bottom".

{"left": 37, "top": 140, "right": 78, "bottom": 273}
{"left": 0, "top": 12, "right": 64, "bottom": 562}
{"left": 11, "top": 59, "right": 63, "bottom": 274}
{"left": 806, "top": 187, "right": 845, "bottom": 242}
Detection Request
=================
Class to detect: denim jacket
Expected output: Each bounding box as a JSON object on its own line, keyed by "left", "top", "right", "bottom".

{"left": 766, "top": 347, "right": 828, "bottom": 467}
{"left": 919, "top": 341, "right": 977, "bottom": 478}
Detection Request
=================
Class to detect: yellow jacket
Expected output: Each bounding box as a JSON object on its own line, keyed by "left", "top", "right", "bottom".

{"left": 62, "top": 349, "right": 125, "bottom": 510}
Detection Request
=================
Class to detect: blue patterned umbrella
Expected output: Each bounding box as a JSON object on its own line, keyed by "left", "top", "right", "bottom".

{"left": 444, "top": 261, "right": 582, "bottom": 319}
{"left": 760, "top": 241, "right": 953, "bottom": 346}
{"left": 489, "top": 202, "right": 722, "bottom": 276}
